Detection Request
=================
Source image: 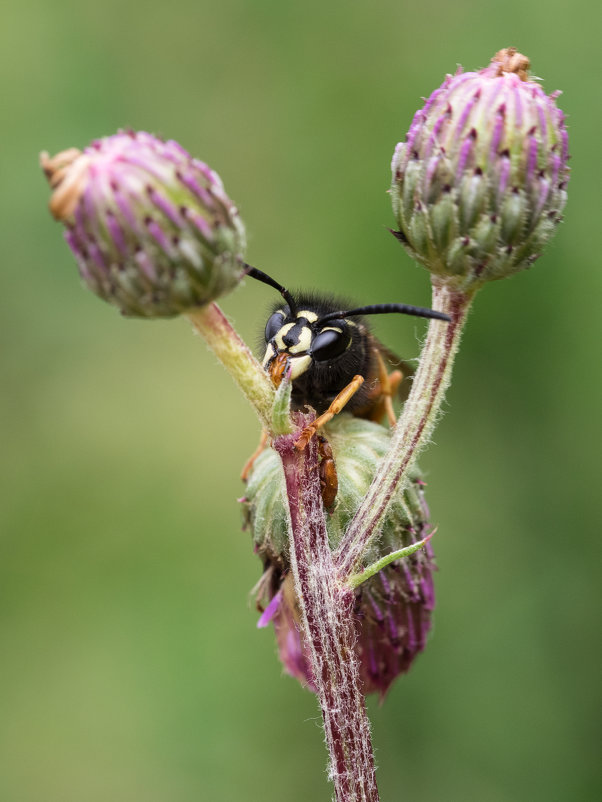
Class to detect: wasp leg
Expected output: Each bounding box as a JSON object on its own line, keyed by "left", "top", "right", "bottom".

{"left": 318, "top": 435, "right": 338, "bottom": 510}
{"left": 295, "top": 375, "right": 365, "bottom": 450}
{"left": 368, "top": 348, "right": 404, "bottom": 427}
{"left": 241, "top": 429, "right": 269, "bottom": 481}
{"left": 386, "top": 371, "right": 403, "bottom": 423}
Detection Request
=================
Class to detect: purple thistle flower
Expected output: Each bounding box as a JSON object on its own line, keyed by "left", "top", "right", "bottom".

{"left": 243, "top": 415, "right": 436, "bottom": 699}
{"left": 391, "top": 48, "right": 570, "bottom": 290}
{"left": 251, "top": 518, "right": 434, "bottom": 700}
{"left": 41, "top": 131, "right": 246, "bottom": 317}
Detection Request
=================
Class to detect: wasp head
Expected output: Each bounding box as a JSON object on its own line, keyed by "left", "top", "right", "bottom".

{"left": 260, "top": 294, "right": 372, "bottom": 414}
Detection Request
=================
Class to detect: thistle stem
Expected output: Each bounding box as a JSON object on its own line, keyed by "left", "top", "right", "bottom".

{"left": 335, "top": 281, "right": 474, "bottom": 579}
{"left": 274, "top": 420, "right": 379, "bottom": 802}
{"left": 189, "top": 284, "right": 473, "bottom": 801}
{"left": 187, "top": 303, "right": 276, "bottom": 429}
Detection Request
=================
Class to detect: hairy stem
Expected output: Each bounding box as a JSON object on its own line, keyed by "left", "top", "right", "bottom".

{"left": 274, "top": 419, "right": 379, "bottom": 802}
{"left": 335, "top": 281, "right": 474, "bottom": 579}
{"left": 189, "top": 284, "right": 473, "bottom": 800}
{"left": 187, "top": 303, "right": 275, "bottom": 429}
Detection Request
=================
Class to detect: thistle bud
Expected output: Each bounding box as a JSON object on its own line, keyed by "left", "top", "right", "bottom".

{"left": 243, "top": 415, "right": 435, "bottom": 698}
{"left": 391, "top": 49, "right": 569, "bottom": 290}
{"left": 41, "top": 131, "right": 246, "bottom": 317}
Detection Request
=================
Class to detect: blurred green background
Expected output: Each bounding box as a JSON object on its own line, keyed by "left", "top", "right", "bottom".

{"left": 1, "top": 1, "right": 600, "bottom": 800}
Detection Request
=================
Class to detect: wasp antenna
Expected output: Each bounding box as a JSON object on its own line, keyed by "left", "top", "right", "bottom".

{"left": 243, "top": 262, "right": 297, "bottom": 316}
{"left": 318, "top": 303, "right": 451, "bottom": 324}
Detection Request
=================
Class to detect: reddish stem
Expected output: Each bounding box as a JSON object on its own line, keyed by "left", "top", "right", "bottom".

{"left": 274, "top": 416, "right": 379, "bottom": 802}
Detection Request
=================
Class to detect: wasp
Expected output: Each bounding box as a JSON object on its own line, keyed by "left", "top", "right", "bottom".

{"left": 242, "top": 265, "right": 450, "bottom": 507}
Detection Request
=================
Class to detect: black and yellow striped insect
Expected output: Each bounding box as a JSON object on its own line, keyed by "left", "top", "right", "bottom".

{"left": 242, "top": 264, "right": 450, "bottom": 506}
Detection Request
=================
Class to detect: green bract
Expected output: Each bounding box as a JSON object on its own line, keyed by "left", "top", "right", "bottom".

{"left": 243, "top": 415, "right": 428, "bottom": 565}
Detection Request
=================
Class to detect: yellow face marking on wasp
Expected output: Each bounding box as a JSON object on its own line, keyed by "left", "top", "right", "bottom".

{"left": 262, "top": 342, "right": 276, "bottom": 367}
{"left": 275, "top": 323, "right": 295, "bottom": 350}
{"left": 288, "top": 325, "right": 312, "bottom": 354}
{"left": 296, "top": 310, "right": 318, "bottom": 323}
{"left": 289, "top": 354, "right": 312, "bottom": 379}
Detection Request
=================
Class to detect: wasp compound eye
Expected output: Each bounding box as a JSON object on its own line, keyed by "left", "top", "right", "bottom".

{"left": 265, "top": 311, "right": 285, "bottom": 342}
{"left": 311, "top": 327, "right": 349, "bottom": 362}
